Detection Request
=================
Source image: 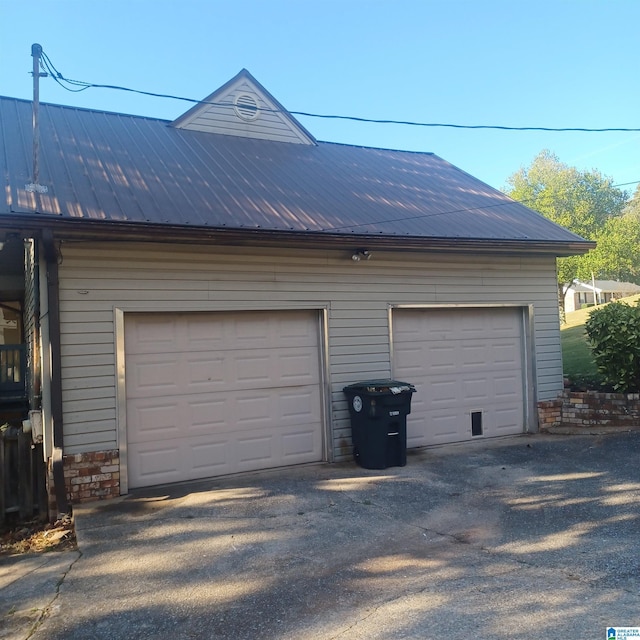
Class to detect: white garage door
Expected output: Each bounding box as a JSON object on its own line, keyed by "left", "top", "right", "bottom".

{"left": 125, "top": 310, "right": 324, "bottom": 488}
{"left": 393, "top": 307, "right": 525, "bottom": 448}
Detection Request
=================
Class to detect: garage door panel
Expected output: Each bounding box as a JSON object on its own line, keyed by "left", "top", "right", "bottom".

{"left": 127, "top": 348, "right": 319, "bottom": 399}
{"left": 128, "top": 400, "right": 184, "bottom": 441}
{"left": 223, "top": 313, "right": 318, "bottom": 351}
{"left": 192, "top": 441, "right": 228, "bottom": 474}
{"left": 493, "top": 406, "right": 523, "bottom": 431}
{"left": 427, "top": 379, "right": 459, "bottom": 405}
{"left": 282, "top": 428, "right": 318, "bottom": 458}
{"left": 235, "top": 354, "right": 277, "bottom": 386}
{"left": 234, "top": 349, "right": 320, "bottom": 386}
{"left": 129, "top": 421, "right": 322, "bottom": 486}
{"left": 130, "top": 410, "right": 323, "bottom": 487}
{"left": 394, "top": 308, "right": 525, "bottom": 447}
{"left": 235, "top": 387, "right": 321, "bottom": 430}
{"left": 492, "top": 341, "right": 521, "bottom": 364}
{"left": 280, "top": 352, "right": 320, "bottom": 381}
{"left": 129, "top": 387, "right": 321, "bottom": 438}
{"left": 189, "top": 398, "right": 227, "bottom": 432}
{"left": 128, "top": 358, "right": 182, "bottom": 396}
{"left": 180, "top": 437, "right": 231, "bottom": 478}
{"left": 187, "top": 355, "right": 227, "bottom": 388}
{"left": 129, "top": 442, "right": 184, "bottom": 487}
{"left": 493, "top": 375, "right": 521, "bottom": 399}
{"left": 425, "top": 345, "right": 457, "bottom": 369}
{"left": 235, "top": 392, "right": 278, "bottom": 428}
{"left": 126, "top": 311, "right": 323, "bottom": 488}
{"left": 127, "top": 316, "right": 180, "bottom": 353}
{"left": 459, "top": 343, "right": 486, "bottom": 366}
{"left": 489, "top": 316, "right": 521, "bottom": 335}
{"left": 421, "top": 413, "right": 465, "bottom": 444}
{"left": 237, "top": 434, "right": 273, "bottom": 465}
{"left": 392, "top": 344, "right": 428, "bottom": 375}
{"left": 280, "top": 387, "right": 322, "bottom": 419}
{"left": 462, "top": 377, "right": 490, "bottom": 402}
{"left": 127, "top": 312, "right": 319, "bottom": 355}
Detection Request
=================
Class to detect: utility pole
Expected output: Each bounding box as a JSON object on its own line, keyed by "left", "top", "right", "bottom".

{"left": 26, "top": 43, "right": 48, "bottom": 194}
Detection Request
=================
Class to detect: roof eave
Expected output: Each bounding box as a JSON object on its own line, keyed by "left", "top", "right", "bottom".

{"left": 0, "top": 215, "right": 595, "bottom": 257}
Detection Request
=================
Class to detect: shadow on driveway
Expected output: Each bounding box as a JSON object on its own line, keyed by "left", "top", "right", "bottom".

{"left": 32, "top": 432, "right": 640, "bottom": 639}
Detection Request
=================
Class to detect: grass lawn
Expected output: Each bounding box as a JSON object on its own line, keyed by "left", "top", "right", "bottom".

{"left": 561, "top": 323, "right": 600, "bottom": 386}
{"left": 561, "top": 293, "right": 640, "bottom": 388}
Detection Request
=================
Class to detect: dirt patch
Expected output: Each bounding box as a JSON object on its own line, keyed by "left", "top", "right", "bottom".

{"left": 0, "top": 515, "right": 77, "bottom": 556}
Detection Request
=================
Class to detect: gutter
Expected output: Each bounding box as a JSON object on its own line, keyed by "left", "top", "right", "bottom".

{"left": 1, "top": 213, "right": 595, "bottom": 257}
{"left": 42, "top": 229, "right": 69, "bottom": 517}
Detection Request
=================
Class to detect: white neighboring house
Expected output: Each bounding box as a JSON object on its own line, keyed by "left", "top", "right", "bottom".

{"left": 564, "top": 279, "right": 640, "bottom": 313}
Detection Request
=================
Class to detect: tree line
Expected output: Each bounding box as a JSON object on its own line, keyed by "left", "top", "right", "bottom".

{"left": 503, "top": 150, "right": 640, "bottom": 311}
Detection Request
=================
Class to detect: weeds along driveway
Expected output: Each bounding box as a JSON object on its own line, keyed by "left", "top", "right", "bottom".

{"left": 33, "top": 432, "right": 640, "bottom": 640}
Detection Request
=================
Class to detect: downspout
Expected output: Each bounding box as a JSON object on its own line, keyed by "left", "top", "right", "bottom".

{"left": 42, "top": 230, "right": 69, "bottom": 516}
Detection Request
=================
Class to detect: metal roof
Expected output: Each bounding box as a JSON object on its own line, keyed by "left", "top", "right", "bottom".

{"left": 0, "top": 95, "right": 592, "bottom": 254}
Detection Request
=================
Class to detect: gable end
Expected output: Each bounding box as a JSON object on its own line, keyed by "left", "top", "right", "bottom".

{"left": 172, "top": 69, "right": 316, "bottom": 145}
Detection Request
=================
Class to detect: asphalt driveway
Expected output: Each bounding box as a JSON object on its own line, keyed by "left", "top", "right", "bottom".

{"left": 25, "top": 432, "right": 640, "bottom": 639}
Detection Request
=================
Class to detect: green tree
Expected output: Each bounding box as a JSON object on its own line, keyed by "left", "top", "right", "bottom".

{"left": 504, "top": 150, "right": 631, "bottom": 307}
{"left": 623, "top": 184, "right": 640, "bottom": 221}
{"left": 582, "top": 213, "right": 640, "bottom": 284}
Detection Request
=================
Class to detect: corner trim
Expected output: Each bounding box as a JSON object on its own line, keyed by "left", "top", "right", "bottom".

{"left": 114, "top": 307, "right": 128, "bottom": 494}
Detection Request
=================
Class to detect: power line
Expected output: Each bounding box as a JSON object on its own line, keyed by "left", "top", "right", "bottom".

{"left": 291, "top": 113, "right": 640, "bottom": 133}
{"left": 33, "top": 48, "right": 640, "bottom": 233}
{"left": 322, "top": 179, "right": 640, "bottom": 233}
{"left": 37, "top": 49, "right": 640, "bottom": 134}
{"left": 39, "top": 51, "right": 89, "bottom": 93}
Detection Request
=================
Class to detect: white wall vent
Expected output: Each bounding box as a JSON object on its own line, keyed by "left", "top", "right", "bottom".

{"left": 234, "top": 94, "right": 260, "bottom": 121}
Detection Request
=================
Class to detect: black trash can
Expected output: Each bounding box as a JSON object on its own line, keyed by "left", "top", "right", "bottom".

{"left": 343, "top": 380, "right": 415, "bottom": 470}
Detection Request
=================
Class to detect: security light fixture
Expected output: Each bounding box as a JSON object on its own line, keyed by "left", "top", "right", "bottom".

{"left": 351, "top": 249, "right": 372, "bottom": 262}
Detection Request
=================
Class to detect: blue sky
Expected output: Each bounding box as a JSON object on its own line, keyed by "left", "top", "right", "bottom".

{"left": 1, "top": 0, "right": 638, "bottom": 192}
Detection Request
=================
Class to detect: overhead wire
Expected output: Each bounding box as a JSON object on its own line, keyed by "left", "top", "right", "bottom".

{"left": 33, "top": 48, "right": 640, "bottom": 232}
{"left": 322, "top": 176, "right": 640, "bottom": 232}
{"left": 37, "top": 48, "right": 640, "bottom": 133}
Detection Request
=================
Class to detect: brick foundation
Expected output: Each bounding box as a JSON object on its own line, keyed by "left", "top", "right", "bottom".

{"left": 538, "top": 391, "right": 640, "bottom": 431}
{"left": 537, "top": 398, "right": 563, "bottom": 430}
{"left": 64, "top": 449, "right": 120, "bottom": 503}
{"left": 48, "top": 449, "right": 121, "bottom": 514}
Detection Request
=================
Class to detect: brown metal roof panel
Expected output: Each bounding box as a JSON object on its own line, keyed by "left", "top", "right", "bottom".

{"left": 0, "top": 98, "right": 37, "bottom": 214}
{"left": 0, "top": 97, "right": 588, "bottom": 247}
{"left": 45, "top": 105, "right": 125, "bottom": 220}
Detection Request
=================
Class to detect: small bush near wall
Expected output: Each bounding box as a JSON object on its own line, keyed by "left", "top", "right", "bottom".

{"left": 585, "top": 301, "right": 640, "bottom": 393}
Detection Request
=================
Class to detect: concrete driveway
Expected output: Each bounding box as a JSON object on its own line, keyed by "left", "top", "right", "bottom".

{"left": 28, "top": 432, "right": 640, "bottom": 639}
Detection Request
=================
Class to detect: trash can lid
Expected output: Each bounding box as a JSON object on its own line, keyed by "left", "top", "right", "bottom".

{"left": 343, "top": 379, "right": 415, "bottom": 394}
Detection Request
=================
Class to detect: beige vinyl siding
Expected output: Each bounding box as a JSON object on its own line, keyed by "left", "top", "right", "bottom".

{"left": 58, "top": 243, "right": 563, "bottom": 458}
{"left": 184, "top": 111, "right": 307, "bottom": 144}
{"left": 176, "top": 79, "right": 313, "bottom": 144}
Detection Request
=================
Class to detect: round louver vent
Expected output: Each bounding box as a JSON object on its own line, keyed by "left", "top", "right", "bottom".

{"left": 234, "top": 94, "right": 260, "bottom": 121}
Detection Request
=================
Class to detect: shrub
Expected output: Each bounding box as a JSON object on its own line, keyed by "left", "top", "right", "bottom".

{"left": 584, "top": 301, "right": 640, "bottom": 392}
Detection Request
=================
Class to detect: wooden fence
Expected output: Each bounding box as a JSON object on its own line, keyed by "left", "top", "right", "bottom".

{"left": 1, "top": 424, "right": 47, "bottom": 524}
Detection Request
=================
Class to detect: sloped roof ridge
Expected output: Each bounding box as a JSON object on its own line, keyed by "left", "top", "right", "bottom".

{"left": 0, "top": 95, "right": 435, "bottom": 156}
{"left": 316, "top": 139, "right": 435, "bottom": 156}
{"left": 0, "top": 94, "right": 173, "bottom": 123}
